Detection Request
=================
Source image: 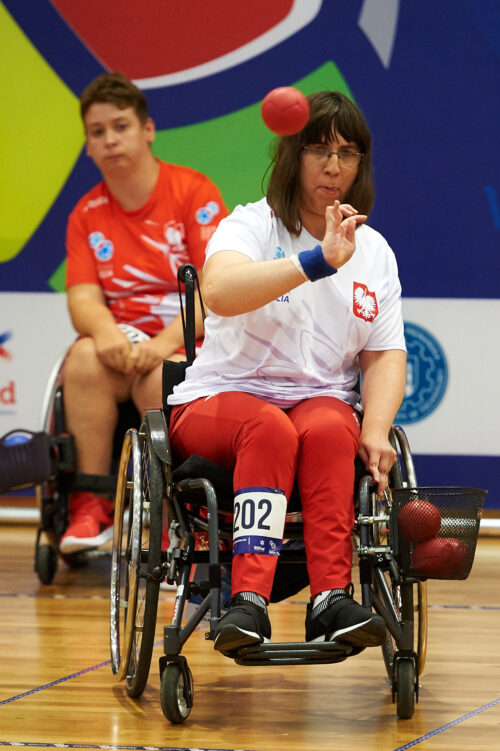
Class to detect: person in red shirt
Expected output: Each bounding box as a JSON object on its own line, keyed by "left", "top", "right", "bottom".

{"left": 60, "top": 72, "right": 228, "bottom": 554}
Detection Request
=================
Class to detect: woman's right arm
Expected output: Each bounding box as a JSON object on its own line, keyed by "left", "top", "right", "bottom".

{"left": 203, "top": 201, "right": 365, "bottom": 317}
{"left": 203, "top": 250, "right": 306, "bottom": 316}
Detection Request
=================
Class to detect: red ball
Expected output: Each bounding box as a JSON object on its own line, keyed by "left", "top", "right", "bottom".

{"left": 411, "top": 537, "right": 468, "bottom": 578}
{"left": 261, "top": 87, "right": 310, "bottom": 136}
{"left": 398, "top": 499, "right": 442, "bottom": 543}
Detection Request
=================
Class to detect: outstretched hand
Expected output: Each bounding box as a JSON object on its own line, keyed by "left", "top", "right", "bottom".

{"left": 321, "top": 201, "right": 367, "bottom": 270}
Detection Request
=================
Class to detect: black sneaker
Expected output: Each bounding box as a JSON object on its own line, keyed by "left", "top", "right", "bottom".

{"left": 214, "top": 594, "right": 271, "bottom": 653}
{"left": 305, "top": 586, "right": 386, "bottom": 648}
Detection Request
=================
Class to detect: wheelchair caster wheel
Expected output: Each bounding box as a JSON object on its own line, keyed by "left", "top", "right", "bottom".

{"left": 395, "top": 658, "right": 416, "bottom": 719}
{"left": 35, "top": 544, "right": 58, "bottom": 584}
{"left": 160, "top": 662, "right": 193, "bottom": 724}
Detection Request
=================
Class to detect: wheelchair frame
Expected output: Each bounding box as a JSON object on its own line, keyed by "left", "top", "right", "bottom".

{"left": 34, "top": 346, "right": 140, "bottom": 584}
{"left": 109, "top": 265, "right": 428, "bottom": 723}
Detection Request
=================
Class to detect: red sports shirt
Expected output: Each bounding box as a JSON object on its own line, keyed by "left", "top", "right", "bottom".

{"left": 66, "top": 160, "right": 228, "bottom": 335}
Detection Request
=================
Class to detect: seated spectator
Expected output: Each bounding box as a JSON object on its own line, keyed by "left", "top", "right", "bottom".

{"left": 60, "top": 72, "right": 228, "bottom": 554}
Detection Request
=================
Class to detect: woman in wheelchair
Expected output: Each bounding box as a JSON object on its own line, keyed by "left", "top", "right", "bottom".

{"left": 167, "top": 91, "right": 407, "bottom": 654}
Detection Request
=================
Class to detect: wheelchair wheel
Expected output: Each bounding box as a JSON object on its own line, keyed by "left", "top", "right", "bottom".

{"left": 380, "top": 445, "right": 428, "bottom": 681}
{"left": 110, "top": 428, "right": 142, "bottom": 681}
{"left": 160, "top": 662, "right": 193, "bottom": 724}
{"left": 395, "top": 658, "right": 416, "bottom": 720}
{"left": 368, "top": 453, "right": 427, "bottom": 719}
{"left": 374, "top": 566, "right": 424, "bottom": 720}
{"left": 373, "top": 540, "right": 427, "bottom": 685}
{"left": 34, "top": 542, "right": 58, "bottom": 584}
{"left": 386, "top": 578, "right": 427, "bottom": 679}
{"left": 125, "top": 421, "right": 164, "bottom": 698}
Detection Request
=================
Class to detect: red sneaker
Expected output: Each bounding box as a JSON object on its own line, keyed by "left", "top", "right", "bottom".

{"left": 59, "top": 491, "right": 114, "bottom": 553}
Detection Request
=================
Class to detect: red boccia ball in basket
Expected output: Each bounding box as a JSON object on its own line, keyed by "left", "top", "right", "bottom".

{"left": 411, "top": 536, "right": 469, "bottom": 578}
{"left": 398, "top": 499, "right": 442, "bottom": 543}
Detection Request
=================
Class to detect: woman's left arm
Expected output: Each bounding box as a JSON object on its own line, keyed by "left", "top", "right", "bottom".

{"left": 358, "top": 349, "right": 407, "bottom": 493}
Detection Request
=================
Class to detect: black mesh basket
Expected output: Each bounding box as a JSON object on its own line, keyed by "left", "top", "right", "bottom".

{"left": 0, "top": 430, "right": 52, "bottom": 494}
{"left": 390, "top": 487, "right": 486, "bottom": 580}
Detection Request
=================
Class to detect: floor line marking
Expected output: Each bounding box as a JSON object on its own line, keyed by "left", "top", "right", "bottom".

{"left": 392, "top": 696, "right": 500, "bottom": 750}
{"left": 0, "top": 661, "right": 111, "bottom": 706}
{"left": 0, "top": 743, "right": 254, "bottom": 751}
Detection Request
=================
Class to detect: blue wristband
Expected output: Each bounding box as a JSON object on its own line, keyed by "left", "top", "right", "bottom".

{"left": 298, "top": 245, "right": 337, "bottom": 282}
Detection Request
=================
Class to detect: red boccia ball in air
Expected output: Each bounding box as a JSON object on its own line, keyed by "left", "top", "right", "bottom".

{"left": 398, "top": 499, "right": 442, "bottom": 543}
{"left": 261, "top": 87, "right": 310, "bottom": 136}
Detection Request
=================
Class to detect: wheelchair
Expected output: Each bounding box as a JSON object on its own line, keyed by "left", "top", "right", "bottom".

{"left": 34, "top": 344, "right": 140, "bottom": 585}
{"left": 109, "top": 265, "right": 486, "bottom": 723}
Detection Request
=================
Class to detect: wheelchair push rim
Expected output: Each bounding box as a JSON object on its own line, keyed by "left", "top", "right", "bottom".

{"left": 125, "top": 418, "right": 165, "bottom": 698}
{"left": 109, "top": 428, "right": 143, "bottom": 680}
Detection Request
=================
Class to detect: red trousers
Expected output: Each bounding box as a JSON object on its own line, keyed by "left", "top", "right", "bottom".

{"left": 169, "top": 392, "right": 360, "bottom": 600}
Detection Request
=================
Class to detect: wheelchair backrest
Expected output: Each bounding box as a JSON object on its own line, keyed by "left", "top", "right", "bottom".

{"left": 162, "top": 263, "right": 203, "bottom": 416}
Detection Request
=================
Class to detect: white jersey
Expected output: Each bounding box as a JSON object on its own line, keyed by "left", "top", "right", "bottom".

{"left": 169, "top": 198, "right": 406, "bottom": 409}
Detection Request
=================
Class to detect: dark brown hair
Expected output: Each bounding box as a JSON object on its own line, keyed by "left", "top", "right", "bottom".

{"left": 80, "top": 72, "right": 149, "bottom": 124}
{"left": 266, "top": 91, "right": 374, "bottom": 235}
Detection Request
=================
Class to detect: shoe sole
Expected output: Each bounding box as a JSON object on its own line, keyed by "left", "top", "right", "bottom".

{"left": 214, "top": 625, "right": 269, "bottom": 653}
{"left": 59, "top": 525, "right": 114, "bottom": 554}
{"left": 330, "top": 617, "right": 386, "bottom": 647}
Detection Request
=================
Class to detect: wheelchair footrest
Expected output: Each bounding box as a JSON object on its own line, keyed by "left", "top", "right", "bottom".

{"left": 232, "top": 640, "right": 351, "bottom": 666}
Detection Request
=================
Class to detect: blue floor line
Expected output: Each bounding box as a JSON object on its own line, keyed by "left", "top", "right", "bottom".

{"left": 392, "top": 696, "right": 500, "bottom": 750}
{"left": 0, "top": 744, "right": 253, "bottom": 751}
{"left": 0, "top": 660, "right": 111, "bottom": 706}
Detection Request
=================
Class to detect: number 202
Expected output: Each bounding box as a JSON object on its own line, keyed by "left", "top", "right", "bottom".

{"left": 234, "top": 498, "right": 272, "bottom": 533}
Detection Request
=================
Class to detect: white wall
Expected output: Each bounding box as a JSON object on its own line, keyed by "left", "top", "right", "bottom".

{"left": 0, "top": 293, "right": 76, "bottom": 434}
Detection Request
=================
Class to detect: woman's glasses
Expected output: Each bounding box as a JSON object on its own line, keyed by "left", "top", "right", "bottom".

{"left": 302, "top": 146, "right": 364, "bottom": 168}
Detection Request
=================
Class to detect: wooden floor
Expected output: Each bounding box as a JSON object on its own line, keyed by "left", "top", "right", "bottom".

{"left": 1, "top": 524, "right": 499, "bottom": 751}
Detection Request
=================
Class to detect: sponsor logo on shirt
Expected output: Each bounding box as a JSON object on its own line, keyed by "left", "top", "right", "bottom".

{"left": 164, "top": 222, "right": 186, "bottom": 252}
{"left": 195, "top": 201, "right": 220, "bottom": 225}
{"left": 89, "top": 231, "right": 114, "bottom": 262}
{"left": 84, "top": 196, "right": 109, "bottom": 212}
{"left": 140, "top": 222, "right": 187, "bottom": 271}
{"left": 274, "top": 249, "right": 290, "bottom": 301}
{"left": 353, "top": 282, "right": 378, "bottom": 322}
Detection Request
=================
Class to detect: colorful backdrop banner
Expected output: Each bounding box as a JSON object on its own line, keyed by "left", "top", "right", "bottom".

{"left": 1, "top": 0, "right": 499, "bottom": 506}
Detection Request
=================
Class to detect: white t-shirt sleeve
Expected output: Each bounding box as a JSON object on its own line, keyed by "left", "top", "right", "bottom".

{"left": 363, "top": 248, "right": 406, "bottom": 352}
{"left": 205, "top": 201, "right": 270, "bottom": 264}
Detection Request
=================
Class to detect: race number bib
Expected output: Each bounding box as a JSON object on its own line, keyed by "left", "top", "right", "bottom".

{"left": 233, "top": 487, "right": 287, "bottom": 556}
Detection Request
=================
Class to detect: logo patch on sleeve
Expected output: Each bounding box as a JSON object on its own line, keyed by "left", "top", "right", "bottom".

{"left": 353, "top": 282, "right": 378, "bottom": 321}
